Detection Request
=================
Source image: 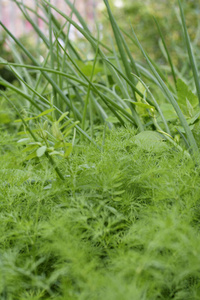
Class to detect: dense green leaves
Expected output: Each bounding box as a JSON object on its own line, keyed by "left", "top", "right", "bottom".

{"left": 0, "top": 128, "right": 200, "bottom": 299}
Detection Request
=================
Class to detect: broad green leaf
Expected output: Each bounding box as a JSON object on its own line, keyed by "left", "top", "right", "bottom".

{"left": 133, "top": 131, "right": 169, "bottom": 153}
{"left": 177, "top": 78, "right": 199, "bottom": 117}
{"left": 157, "top": 103, "right": 177, "bottom": 121}
{"left": 36, "top": 146, "right": 47, "bottom": 157}
{"left": 135, "top": 81, "right": 146, "bottom": 102}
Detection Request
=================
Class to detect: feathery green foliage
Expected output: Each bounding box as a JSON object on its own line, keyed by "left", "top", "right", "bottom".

{"left": 1, "top": 0, "right": 200, "bottom": 298}
{"left": 0, "top": 128, "right": 200, "bottom": 299}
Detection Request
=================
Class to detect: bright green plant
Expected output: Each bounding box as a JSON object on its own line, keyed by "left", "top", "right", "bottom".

{"left": 16, "top": 109, "right": 77, "bottom": 161}
{"left": 0, "top": 0, "right": 200, "bottom": 168}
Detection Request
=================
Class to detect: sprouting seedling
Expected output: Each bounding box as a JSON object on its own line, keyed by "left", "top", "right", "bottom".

{"left": 16, "top": 109, "right": 79, "bottom": 161}
{"left": 1, "top": 92, "right": 65, "bottom": 179}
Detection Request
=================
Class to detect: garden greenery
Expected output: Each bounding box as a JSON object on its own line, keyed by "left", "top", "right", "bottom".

{"left": 0, "top": 0, "right": 200, "bottom": 299}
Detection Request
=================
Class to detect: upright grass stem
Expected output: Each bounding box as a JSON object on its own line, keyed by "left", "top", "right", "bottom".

{"left": 0, "top": 21, "right": 82, "bottom": 120}
{"left": 131, "top": 25, "right": 199, "bottom": 156}
{"left": 153, "top": 17, "right": 177, "bottom": 86}
{"left": 178, "top": 0, "right": 200, "bottom": 107}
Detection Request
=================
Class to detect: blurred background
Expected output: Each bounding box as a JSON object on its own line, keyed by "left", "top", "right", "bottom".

{"left": 0, "top": 0, "right": 99, "bottom": 38}
{"left": 1, "top": 0, "right": 200, "bottom": 77}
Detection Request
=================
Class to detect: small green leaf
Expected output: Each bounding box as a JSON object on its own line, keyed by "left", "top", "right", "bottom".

{"left": 52, "top": 122, "right": 63, "bottom": 140}
{"left": 49, "top": 151, "right": 63, "bottom": 157}
{"left": 64, "top": 144, "right": 73, "bottom": 158}
{"left": 113, "top": 197, "right": 123, "bottom": 201}
{"left": 36, "top": 146, "right": 47, "bottom": 157}
{"left": 17, "top": 138, "right": 30, "bottom": 143}
{"left": 22, "top": 144, "right": 38, "bottom": 153}
{"left": 112, "top": 190, "right": 125, "bottom": 195}
{"left": 37, "top": 108, "right": 55, "bottom": 118}
{"left": 25, "top": 150, "right": 38, "bottom": 160}
{"left": 14, "top": 108, "right": 55, "bottom": 123}
{"left": 59, "top": 119, "right": 71, "bottom": 130}
{"left": 58, "top": 112, "right": 69, "bottom": 123}
{"left": 187, "top": 111, "right": 200, "bottom": 125}
{"left": 176, "top": 124, "right": 195, "bottom": 133}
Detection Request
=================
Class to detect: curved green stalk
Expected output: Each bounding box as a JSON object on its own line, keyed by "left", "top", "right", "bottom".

{"left": 178, "top": 0, "right": 200, "bottom": 106}
{"left": 131, "top": 25, "right": 199, "bottom": 155}
{"left": 2, "top": 92, "right": 65, "bottom": 180}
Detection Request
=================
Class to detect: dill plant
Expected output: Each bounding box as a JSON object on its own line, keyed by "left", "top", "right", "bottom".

{"left": 1, "top": 127, "right": 200, "bottom": 299}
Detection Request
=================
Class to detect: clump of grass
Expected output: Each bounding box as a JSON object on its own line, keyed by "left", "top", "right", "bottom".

{"left": 1, "top": 0, "right": 200, "bottom": 168}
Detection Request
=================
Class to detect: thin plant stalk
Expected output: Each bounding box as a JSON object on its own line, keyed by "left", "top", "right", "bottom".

{"left": 153, "top": 17, "right": 177, "bottom": 86}
{"left": 178, "top": 0, "right": 200, "bottom": 106}
{"left": 2, "top": 92, "right": 65, "bottom": 180}
{"left": 131, "top": 25, "right": 199, "bottom": 155}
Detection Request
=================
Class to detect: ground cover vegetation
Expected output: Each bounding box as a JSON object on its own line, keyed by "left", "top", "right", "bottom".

{"left": 0, "top": 0, "right": 200, "bottom": 299}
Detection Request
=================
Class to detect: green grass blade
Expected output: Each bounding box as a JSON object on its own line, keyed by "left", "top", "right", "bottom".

{"left": 103, "top": 0, "right": 140, "bottom": 101}
{"left": 132, "top": 74, "right": 171, "bottom": 135}
{"left": 0, "top": 21, "right": 82, "bottom": 120}
{"left": 56, "top": 39, "right": 133, "bottom": 126}
{"left": 41, "top": 0, "right": 144, "bottom": 129}
{"left": 153, "top": 17, "right": 177, "bottom": 86}
{"left": 82, "top": 41, "right": 99, "bottom": 132}
{"left": 178, "top": 0, "right": 200, "bottom": 106}
{"left": 0, "top": 77, "right": 99, "bottom": 148}
{"left": 131, "top": 25, "right": 199, "bottom": 155}
{"left": 41, "top": 2, "right": 81, "bottom": 60}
